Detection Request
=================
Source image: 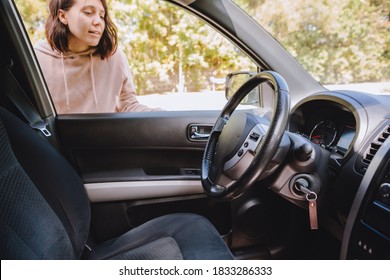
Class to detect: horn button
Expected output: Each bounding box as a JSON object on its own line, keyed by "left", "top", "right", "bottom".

{"left": 213, "top": 112, "right": 267, "bottom": 180}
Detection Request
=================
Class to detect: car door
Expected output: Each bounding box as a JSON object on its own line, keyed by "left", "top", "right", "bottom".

{"left": 12, "top": 0, "right": 261, "bottom": 243}
{"left": 8, "top": 0, "right": 310, "bottom": 258}
{"left": 57, "top": 110, "right": 231, "bottom": 242}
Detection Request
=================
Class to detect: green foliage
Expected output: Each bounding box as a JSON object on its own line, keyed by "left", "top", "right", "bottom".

{"left": 234, "top": 0, "right": 390, "bottom": 84}
{"left": 14, "top": 0, "right": 47, "bottom": 44}
{"left": 111, "top": 0, "right": 254, "bottom": 94}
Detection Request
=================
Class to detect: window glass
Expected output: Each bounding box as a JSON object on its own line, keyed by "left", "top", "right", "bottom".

{"left": 233, "top": 0, "right": 390, "bottom": 94}
{"left": 15, "top": 0, "right": 258, "bottom": 112}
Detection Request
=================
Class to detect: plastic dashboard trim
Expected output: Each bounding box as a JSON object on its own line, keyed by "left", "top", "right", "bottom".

{"left": 340, "top": 130, "right": 390, "bottom": 259}
{"left": 290, "top": 92, "right": 369, "bottom": 162}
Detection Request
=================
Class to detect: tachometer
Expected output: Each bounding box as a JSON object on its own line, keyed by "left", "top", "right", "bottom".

{"left": 309, "top": 120, "right": 337, "bottom": 148}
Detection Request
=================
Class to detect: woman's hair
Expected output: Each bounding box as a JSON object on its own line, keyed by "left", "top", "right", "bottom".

{"left": 45, "top": 0, "right": 118, "bottom": 59}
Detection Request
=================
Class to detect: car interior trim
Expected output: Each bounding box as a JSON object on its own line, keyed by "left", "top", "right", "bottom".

{"left": 2, "top": 0, "right": 55, "bottom": 117}
{"left": 290, "top": 92, "right": 369, "bottom": 160}
{"left": 341, "top": 133, "right": 390, "bottom": 259}
{"left": 85, "top": 180, "right": 204, "bottom": 202}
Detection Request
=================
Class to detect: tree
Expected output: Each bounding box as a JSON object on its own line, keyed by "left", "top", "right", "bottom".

{"left": 234, "top": 0, "right": 390, "bottom": 84}
{"left": 112, "top": 0, "right": 254, "bottom": 94}
{"left": 14, "top": 0, "right": 47, "bottom": 44}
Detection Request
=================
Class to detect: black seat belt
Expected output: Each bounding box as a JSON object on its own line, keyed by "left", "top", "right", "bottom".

{"left": 0, "top": 62, "right": 51, "bottom": 137}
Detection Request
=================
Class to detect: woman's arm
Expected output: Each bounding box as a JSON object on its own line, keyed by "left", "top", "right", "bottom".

{"left": 115, "top": 49, "right": 161, "bottom": 112}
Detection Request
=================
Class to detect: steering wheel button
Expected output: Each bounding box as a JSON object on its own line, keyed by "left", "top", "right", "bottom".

{"left": 249, "top": 132, "right": 260, "bottom": 142}
{"left": 238, "top": 149, "right": 244, "bottom": 157}
{"left": 244, "top": 142, "right": 249, "bottom": 148}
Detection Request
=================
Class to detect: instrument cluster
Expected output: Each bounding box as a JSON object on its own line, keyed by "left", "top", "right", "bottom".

{"left": 290, "top": 100, "right": 357, "bottom": 157}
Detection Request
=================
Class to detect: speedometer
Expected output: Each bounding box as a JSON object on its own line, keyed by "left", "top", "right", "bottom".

{"left": 309, "top": 120, "right": 337, "bottom": 148}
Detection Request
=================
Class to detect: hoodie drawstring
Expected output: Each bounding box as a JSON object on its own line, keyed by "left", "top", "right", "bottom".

{"left": 61, "top": 53, "right": 70, "bottom": 110}
{"left": 90, "top": 52, "right": 98, "bottom": 108}
{"left": 60, "top": 52, "right": 99, "bottom": 110}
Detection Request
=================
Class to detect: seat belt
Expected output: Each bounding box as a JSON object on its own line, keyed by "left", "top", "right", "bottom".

{"left": 0, "top": 63, "right": 51, "bottom": 137}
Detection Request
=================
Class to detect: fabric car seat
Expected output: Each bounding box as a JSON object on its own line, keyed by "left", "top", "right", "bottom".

{"left": 0, "top": 107, "right": 233, "bottom": 260}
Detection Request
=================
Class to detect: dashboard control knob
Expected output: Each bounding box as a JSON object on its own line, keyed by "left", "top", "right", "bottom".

{"left": 379, "top": 183, "right": 390, "bottom": 199}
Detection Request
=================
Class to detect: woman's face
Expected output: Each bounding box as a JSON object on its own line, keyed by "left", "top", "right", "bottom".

{"left": 59, "top": 0, "right": 106, "bottom": 53}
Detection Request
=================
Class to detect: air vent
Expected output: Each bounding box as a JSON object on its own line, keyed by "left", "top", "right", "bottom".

{"left": 360, "top": 125, "right": 390, "bottom": 173}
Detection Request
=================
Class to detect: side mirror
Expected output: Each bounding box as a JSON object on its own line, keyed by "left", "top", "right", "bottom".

{"left": 225, "top": 71, "right": 260, "bottom": 106}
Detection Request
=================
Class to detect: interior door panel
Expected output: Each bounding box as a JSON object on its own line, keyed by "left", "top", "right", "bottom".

{"left": 54, "top": 110, "right": 239, "bottom": 242}
{"left": 57, "top": 111, "right": 218, "bottom": 195}
{"left": 56, "top": 110, "right": 219, "bottom": 185}
{"left": 55, "top": 110, "right": 231, "bottom": 241}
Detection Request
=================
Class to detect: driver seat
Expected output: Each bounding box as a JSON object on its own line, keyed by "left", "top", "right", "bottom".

{"left": 0, "top": 107, "right": 233, "bottom": 260}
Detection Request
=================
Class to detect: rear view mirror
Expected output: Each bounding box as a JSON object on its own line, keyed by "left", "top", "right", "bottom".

{"left": 225, "top": 71, "right": 260, "bottom": 106}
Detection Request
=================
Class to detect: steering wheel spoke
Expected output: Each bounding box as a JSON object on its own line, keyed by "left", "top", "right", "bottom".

{"left": 223, "top": 124, "right": 267, "bottom": 178}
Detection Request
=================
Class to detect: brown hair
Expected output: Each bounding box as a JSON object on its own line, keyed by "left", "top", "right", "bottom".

{"left": 45, "top": 0, "right": 117, "bottom": 59}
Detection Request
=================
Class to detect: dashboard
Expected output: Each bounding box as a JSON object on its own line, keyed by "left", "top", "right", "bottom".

{"left": 290, "top": 99, "right": 357, "bottom": 159}
{"left": 341, "top": 128, "right": 390, "bottom": 259}
{"left": 288, "top": 91, "right": 390, "bottom": 259}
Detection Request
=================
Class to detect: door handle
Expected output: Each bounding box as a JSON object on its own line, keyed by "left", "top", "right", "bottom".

{"left": 191, "top": 131, "right": 210, "bottom": 140}
{"left": 188, "top": 125, "right": 212, "bottom": 141}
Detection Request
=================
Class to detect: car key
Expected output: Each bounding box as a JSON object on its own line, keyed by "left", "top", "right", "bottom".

{"left": 306, "top": 191, "right": 318, "bottom": 230}
{"left": 294, "top": 179, "right": 319, "bottom": 230}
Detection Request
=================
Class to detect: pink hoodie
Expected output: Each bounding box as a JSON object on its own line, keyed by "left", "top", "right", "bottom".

{"left": 34, "top": 41, "right": 159, "bottom": 114}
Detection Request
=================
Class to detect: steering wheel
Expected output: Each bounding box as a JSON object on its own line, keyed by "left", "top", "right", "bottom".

{"left": 201, "top": 71, "right": 290, "bottom": 199}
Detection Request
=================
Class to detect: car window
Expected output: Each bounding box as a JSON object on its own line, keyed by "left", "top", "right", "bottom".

{"left": 15, "top": 0, "right": 258, "bottom": 113}
{"left": 233, "top": 0, "right": 390, "bottom": 95}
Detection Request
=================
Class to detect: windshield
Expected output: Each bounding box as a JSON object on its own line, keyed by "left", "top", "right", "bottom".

{"left": 233, "top": 0, "right": 390, "bottom": 94}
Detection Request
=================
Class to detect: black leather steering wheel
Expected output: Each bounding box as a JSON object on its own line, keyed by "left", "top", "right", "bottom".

{"left": 201, "top": 71, "right": 290, "bottom": 199}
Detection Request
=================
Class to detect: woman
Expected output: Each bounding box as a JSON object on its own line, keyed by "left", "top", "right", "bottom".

{"left": 35, "top": 0, "right": 159, "bottom": 113}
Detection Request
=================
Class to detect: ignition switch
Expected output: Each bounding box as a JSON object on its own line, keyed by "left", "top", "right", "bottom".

{"left": 294, "top": 177, "right": 312, "bottom": 194}
{"left": 289, "top": 174, "right": 320, "bottom": 199}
